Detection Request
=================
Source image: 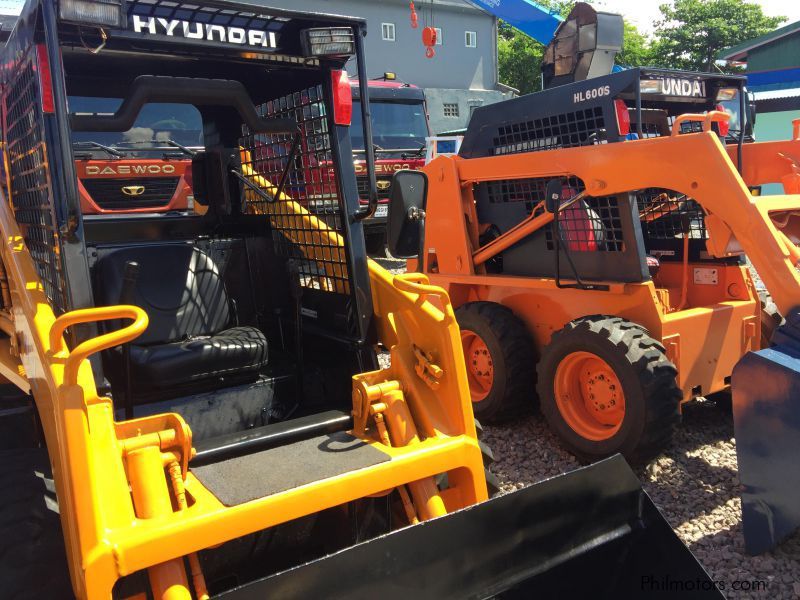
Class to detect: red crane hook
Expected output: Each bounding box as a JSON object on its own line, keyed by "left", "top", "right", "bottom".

{"left": 422, "top": 26, "right": 437, "bottom": 58}
{"left": 409, "top": 1, "right": 419, "bottom": 29}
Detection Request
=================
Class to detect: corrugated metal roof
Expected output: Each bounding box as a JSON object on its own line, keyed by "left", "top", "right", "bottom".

{"left": 718, "top": 20, "right": 800, "bottom": 62}
{"left": 752, "top": 87, "right": 800, "bottom": 100}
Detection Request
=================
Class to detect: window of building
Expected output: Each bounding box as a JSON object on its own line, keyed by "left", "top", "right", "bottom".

{"left": 443, "top": 103, "right": 460, "bottom": 118}
{"left": 465, "top": 31, "right": 477, "bottom": 48}
{"left": 382, "top": 22, "right": 395, "bottom": 41}
{"left": 434, "top": 27, "right": 442, "bottom": 45}
{"left": 468, "top": 99, "right": 484, "bottom": 118}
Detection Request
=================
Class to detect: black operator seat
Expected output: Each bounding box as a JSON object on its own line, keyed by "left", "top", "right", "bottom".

{"left": 96, "top": 244, "right": 268, "bottom": 394}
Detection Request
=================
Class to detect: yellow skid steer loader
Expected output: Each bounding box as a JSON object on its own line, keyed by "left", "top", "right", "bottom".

{"left": 0, "top": 1, "right": 716, "bottom": 597}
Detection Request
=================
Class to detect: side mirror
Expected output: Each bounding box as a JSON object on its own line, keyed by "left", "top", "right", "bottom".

{"left": 545, "top": 179, "right": 562, "bottom": 213}
{"left": 387, "top": 170, "right": 428, "bottom": 258}
{"left": 747, "top": 100, "right": 757, "bottom": 128}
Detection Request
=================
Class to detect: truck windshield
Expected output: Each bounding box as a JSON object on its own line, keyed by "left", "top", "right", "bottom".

{"left": 351, "top": 100, "right": 428, "bottom": 152}
{"left": 69, "top": 97, "right": 203, "bottom": 157}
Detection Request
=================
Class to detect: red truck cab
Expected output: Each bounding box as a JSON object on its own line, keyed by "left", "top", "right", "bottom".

{"left": 70, "top": 97, "right": 199, "bottom": 214}
{"left": 350, "top": 76, "right": 430, "bottom": 253}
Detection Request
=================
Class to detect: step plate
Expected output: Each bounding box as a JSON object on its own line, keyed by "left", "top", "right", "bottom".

{"left": 191, "top": 431, "right": 390, "bottom": 506}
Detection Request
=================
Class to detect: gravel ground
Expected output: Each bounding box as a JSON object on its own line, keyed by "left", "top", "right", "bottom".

{"left": 484, "top": 403, "right": 800, "bottom": 600}
{"left": 373, "top": 253, "right": 800, "bottom": 600}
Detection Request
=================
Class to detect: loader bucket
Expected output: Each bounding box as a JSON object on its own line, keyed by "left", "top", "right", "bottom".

{"left": 220, "top": 455, "right": 720, "bottom": 599}
{"left": 732, "top": 338, "right": 800, "bottom": 554}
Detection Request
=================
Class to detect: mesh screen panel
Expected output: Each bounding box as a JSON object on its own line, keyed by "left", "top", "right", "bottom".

{"left": 551, "top": 195, "right": 625, "bottom": 252}
{"left": 628, "top": 114, "right": 706, "bottom": 240}
{"left": 484, "top": 176, "right": 624, "bottom": 252}
{"left": 240, "top": 84, "right": 351, "bottom": 295}
{"left": 492, "top": 106, "right": 605, "bottom": 156}
{"left": 637, "top": 188, "right": 707, "bottom": 240}
{"left": 632, "top": 111, "right": 705, "bottom": 140}
{"left": 486, "top": 176, "right": 582, "bottom": 213}
{"left": 3, "top": 47, "right": 68, "bottom": 313}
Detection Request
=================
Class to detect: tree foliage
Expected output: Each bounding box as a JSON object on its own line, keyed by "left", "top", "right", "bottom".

{"left": 497, "top": 0, "right": 573, "bottom": 94}
{"left": 498, "top": 26, "right": 545, "bottom": 94}
{"left": 617, "top": 21, "right": 654, "bottom": 67}
{"left": 651, "top": 0, "right": 785, "bottom": 72}
{"left": 497, "top": 0, "right": 787, "bottom": 93}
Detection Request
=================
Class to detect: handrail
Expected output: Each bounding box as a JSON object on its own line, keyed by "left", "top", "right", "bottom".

{"left": 49, "top": 305, "right": 148, "bottom": 386}
{"left": 671, "top": 111, "right": 730, "bottom": 136}
{"left": 392, "top": 273, "right": 446, "bottom": 298}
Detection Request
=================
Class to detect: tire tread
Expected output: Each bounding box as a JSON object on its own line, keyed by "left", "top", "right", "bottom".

{"left": 456, "top": 302, "right": 536, "bottom": 422}
{"left": 537, "top": 315, "right": 681, "bottom": 464}
{"left": 0, "top": 448, "right": 71, "bottom": 599}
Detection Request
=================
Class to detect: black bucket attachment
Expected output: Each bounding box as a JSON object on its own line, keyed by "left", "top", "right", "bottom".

{"left": 732, "top": 333, "right": 800, "bottom": 554}
{"left": 220, "top": 455, "right": 720, "bottom": 599}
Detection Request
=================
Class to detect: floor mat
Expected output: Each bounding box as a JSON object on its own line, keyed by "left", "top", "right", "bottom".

{"left": 191, "top": 431, "right": 390, "bottom": 506}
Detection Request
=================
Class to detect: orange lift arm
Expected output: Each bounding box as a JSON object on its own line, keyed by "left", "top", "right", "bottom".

{"left": 425, "top": 129, "right": 800, "bottom": 316}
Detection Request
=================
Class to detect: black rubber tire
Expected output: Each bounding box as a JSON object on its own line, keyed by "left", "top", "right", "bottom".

{"left": 0, "top": 448, "right": 72, "bottom": 599}
{"left": 537, "top": 316, "right": 681, "bottom": 464}
{"left": 483, "top": 468, "right": 501, "bottom": 497}
{"left": 455, "top": 302, "right": 536, "bottom": 423}
{"left": 474, "top": 418, "right": 500, "bottom": 497}
{"left": 758, "top": 291, "right": 783, "bottom": 348}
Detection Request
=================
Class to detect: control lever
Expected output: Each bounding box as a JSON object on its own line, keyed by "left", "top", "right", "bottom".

{"left": 119, "top": 261, "right": 140, "bottom": 420}
{"left": 286, "top": 259, "right": 303, "bottom": 420}
{"left": 120, "top": 261, "right": 140, "bottom": 304}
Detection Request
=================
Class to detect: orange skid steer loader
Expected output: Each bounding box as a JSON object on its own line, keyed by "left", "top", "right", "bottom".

{"left": 0, "top": 1, "right": 717, "bottom": 597}
{"left": 397, "top": 26, "right": 800, "bottom": 552}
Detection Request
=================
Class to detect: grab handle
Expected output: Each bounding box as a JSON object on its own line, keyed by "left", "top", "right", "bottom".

{"left": 671, "top": 111, "right": 730, "bottom": 136}
{"left": 50, "top": 306, "right": 148, "bottom": 386}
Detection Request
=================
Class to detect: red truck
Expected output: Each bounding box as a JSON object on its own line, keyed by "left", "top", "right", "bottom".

{"left": 350, "top": 76, "right": 430, "bottom": 253}
{"left": 70, "top": 96, "right": 199, "bottom": 214}
{"left": 69, "top": 77, "right": 430, "bottom": 235}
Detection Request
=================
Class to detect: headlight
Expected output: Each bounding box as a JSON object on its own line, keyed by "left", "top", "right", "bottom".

{"left": 640, "top": 79, "right": 662, "bottom": 94}
{"left": 300, "top": 28, "right": 355, "bottom": 58}
{"left": 716, "top": 87, "right": 739, "bottom": 102}
{"left": 59, "top": 0, "right": 126, "bottom": 28}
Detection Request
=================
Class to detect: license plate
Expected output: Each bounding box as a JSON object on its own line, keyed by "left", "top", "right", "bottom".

{"left": 374, "top": 205, "right": 388, "bottom": 218}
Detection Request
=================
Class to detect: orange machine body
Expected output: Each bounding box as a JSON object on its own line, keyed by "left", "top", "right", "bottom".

{"left": 414, "top": 125, "right": 800, "bottom": 406}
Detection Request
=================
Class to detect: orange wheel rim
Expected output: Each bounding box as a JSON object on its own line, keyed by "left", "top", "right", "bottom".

{"left": 554, "top": 351, "right": 625, "bottom": 441}
{"left": 460, "top": 329, "right": 493, "bottom": 403}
